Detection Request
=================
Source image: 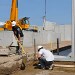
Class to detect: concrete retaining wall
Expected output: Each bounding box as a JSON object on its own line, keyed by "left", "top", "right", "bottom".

{"left": 0, "top": 25, "right": 71, "bottom": 47}
{"left": 0, "top": 31, "right": 13, "bottom": 47}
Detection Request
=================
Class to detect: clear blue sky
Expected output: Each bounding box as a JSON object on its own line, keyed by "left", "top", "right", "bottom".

{"left": 0, "top": 0, "right": 72, "bottom": 25}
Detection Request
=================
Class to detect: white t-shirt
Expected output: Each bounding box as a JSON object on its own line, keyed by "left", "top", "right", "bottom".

{"left": 39, "top": 48, "right": 54, "bottom": 61}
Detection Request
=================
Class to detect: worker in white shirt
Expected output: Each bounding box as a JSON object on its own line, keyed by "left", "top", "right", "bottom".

{"left": 36, "top": 46, "right": 54, "bottom": 70}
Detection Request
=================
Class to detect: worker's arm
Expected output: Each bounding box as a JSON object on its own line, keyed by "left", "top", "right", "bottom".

{"left": 36, "top": 52, "right": 42, "bottom": 60}
{"left": 18, "top": 34, "right": 21, "bottom": 41}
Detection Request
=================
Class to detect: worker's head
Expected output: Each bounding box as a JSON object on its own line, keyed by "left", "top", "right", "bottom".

{"left": 38, "top": 46, "right": 43, "bottom": 51}
{"left": 12, "top": 21, "right": 16, "bottom": 26}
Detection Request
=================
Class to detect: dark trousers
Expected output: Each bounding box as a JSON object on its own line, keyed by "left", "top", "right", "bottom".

{"left": 16, "top": 43, "right": 21, "bottom": 54}
{"left": 38, "top": 58, "right": 53, "bottom": 69}
{"left": 16, "top": 37, "right": 23, "bottom": 54}
{"left": 16, "top": 45, "right": 20, "bottom": 53}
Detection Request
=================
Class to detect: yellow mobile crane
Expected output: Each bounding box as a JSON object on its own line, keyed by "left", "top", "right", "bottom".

{"left": 4, "top": 0, "right": 30, "bottom": 30}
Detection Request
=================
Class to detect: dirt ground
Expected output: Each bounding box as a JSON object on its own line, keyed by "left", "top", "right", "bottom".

{"left": 11, "top": 61, "right": 75, "bottom": 75}
{"left": 0, "top": 42, "right": 74, "bottom": 75}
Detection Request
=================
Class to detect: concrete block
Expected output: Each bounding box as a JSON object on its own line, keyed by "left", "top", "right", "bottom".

{"left": 0, "top": 48, "right": 10, "bottom": 55}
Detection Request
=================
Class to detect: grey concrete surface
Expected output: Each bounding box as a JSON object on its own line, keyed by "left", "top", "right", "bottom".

{"left": 0, "top": 24, "right": 74, "bottom": 61}
{"left": 0, "top": 25, "right": 71, "bottom": 47}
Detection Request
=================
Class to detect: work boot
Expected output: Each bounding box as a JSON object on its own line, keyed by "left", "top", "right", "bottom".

{"left": 42, "top": 67, "right": 45, "bottom": 70}
{"left": 49, "top": 64, "right": 54, "bottom": 70}
{"left": 16, "top": 50, "right": 21, "bottom": 55}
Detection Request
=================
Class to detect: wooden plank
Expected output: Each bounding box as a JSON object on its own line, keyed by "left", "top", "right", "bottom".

{"left": 53, "top": 64, "right": 75, "bottom": 68}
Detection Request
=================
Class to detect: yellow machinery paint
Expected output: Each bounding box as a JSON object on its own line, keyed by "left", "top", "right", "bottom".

{"left": 4, "top": 0, "right": 30, "bottom": 30}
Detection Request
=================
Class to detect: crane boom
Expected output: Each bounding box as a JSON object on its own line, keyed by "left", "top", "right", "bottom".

{"left": 4, "top": 0, "right": 30, "bottom": 30}
{"left": 10, "top": 0, "right": 18, "bottom": 21}
{"left": 1, "top": 0, "right": 38, "bottom": 32}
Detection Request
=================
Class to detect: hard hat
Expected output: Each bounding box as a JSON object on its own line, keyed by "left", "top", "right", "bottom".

{"left": 38, "top": 46, "right": 43, "bottom": 49}
{"left": 12, "top": 21, "right": 16, "bottom": 26}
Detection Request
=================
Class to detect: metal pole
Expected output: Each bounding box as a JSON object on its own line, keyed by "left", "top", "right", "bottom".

{"left": 72, "top": 0, "right": 75, "bottom": 61}
{"left": 57, "top": 38, "right": 59, "bottom": 55}
{"left": 34, "top": 38, "right": 36, "bottom": 60}
{"left": 45, "top": 0, "right": 46, "bottom": 18}
{"left": 43, "top": 0, "right": 46, "bottom": 30}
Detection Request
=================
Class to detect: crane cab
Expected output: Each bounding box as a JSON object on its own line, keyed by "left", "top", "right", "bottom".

{"left": 18, "top": 17, "right": 30, "bottom": 30}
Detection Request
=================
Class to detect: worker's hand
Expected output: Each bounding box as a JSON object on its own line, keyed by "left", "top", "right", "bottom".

{"left": 17, "top": 40, "right": 21, "bottom": 43}
{"left": 35, "top": 53, "right": 38, "bottom": 60}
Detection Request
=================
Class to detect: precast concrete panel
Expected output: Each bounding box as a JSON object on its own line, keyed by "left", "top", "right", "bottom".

{"left": 54, "top": 32, "right": 61, "bottom": 43}
{"left": 35, "top": 30, "right": 56, "bottom": 45}
{"left": 23, "top": 31, "right": 33, "bottom": 47}
{"left": 46, "top": 31, "right": 54, "bottom": 43}
{"left": 59, "top": 25, "right": 65, "bottom": 41}
{"left": 35, "top": 30, "right": 61, "bottom": 45}
{"left": 42, "top": 31, "right": 49, "bottom": 44}
{"left": 55, "top": 25, "right": 60, "bottom": 33}
{"left": 0, "top": 31, "right": 4, "bottom": 46}
{"left": 34, "top": 31, "right": 43, "bottom": 45}
{"left": 71, "top": 0, "right": 75, "bottom": 61}
{"left": 65, "top": 25, "right": 71, "bottom": 41}
{"left": 0, "top": 31, "right": 13, "bottom": 47}
{"left": 55, "top": 25, "right": 71, "bottom": 42}
{"left": 44, "top": 21, "right": 55, "bottom": 31}
{"left": 47, "top": 31, "right": 57, "bottom": 43}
